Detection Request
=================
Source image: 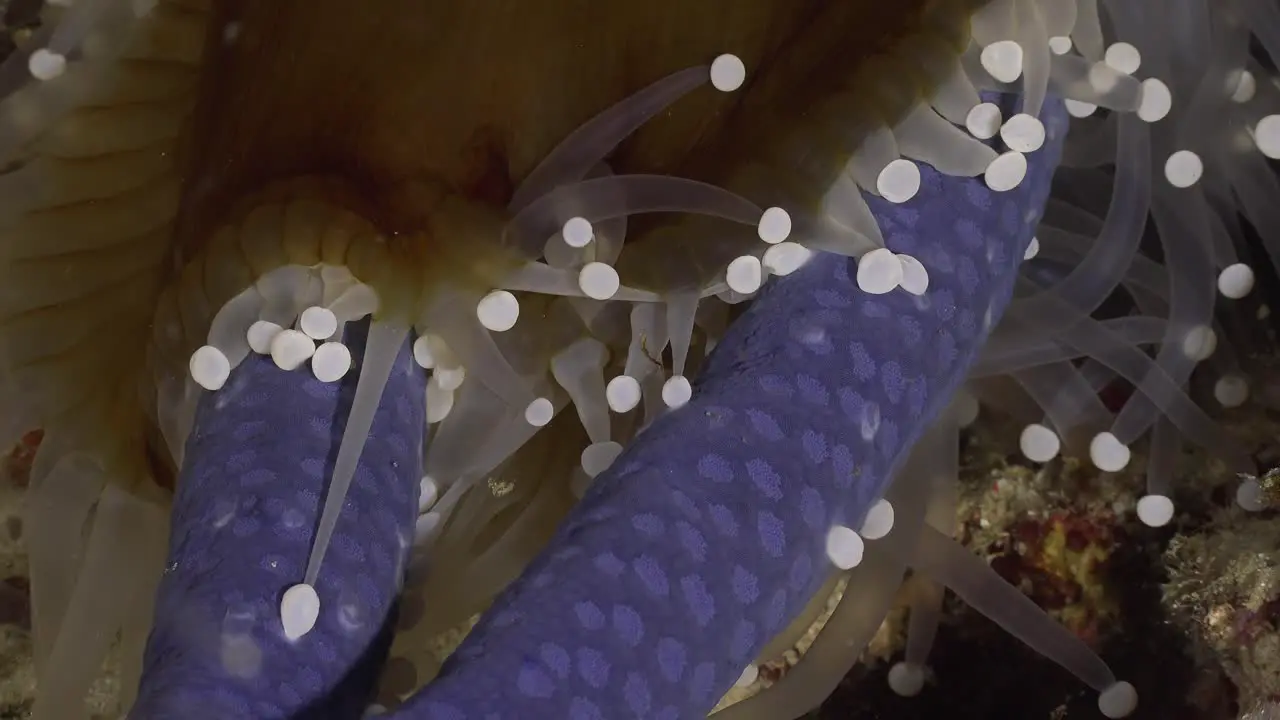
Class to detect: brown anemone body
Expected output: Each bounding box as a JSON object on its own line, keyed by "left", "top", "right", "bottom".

{"left": 0, "top": 0, "right": 995, "bottom": 494}
{"left": 176, "top": 0, "right": 984, "bottom": 308}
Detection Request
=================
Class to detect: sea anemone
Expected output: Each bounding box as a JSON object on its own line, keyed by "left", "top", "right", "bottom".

{"left": 3, "top": 0, "right": 1279, "bottom": 718}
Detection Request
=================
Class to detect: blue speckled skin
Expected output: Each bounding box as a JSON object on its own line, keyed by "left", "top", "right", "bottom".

{"left": 131, "top": 96, "right": 1067, "bottom": 719}
{"left": 390, "top": 98, "right": 1069, "bottom": 718}
{"left": 130, "top": 321, "right": 424, "bottom": 719}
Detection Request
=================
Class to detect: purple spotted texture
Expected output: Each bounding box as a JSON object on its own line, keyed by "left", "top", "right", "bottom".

{"left": 391, "top": 98, "right": 1068, "bottom": 718}
{"left": 130, "top": 321, "right": 424, "bottom": 719}
{"left": 128, "top": 97, "right": 1066, "bottom": 718}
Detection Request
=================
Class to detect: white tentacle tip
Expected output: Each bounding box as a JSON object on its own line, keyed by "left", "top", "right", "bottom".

{"left": 434, "top": 365, "right": 466, "bottom": 392}
{"left": 476, "top": 290, "right": 520, "bottom": 332}
{"left": 1103, "top": 42, "right": 1141, "bottom": 75}
{"left": 1164, "top": 150, "right": 1204, "bottom": 188}
{"left": 270, "top": 329, "right": 316, "bottom": 371}
{"left": 896, "top": 254, "right": 929, "bottom": 295}
{"left": 762, "top": 242, "right": 811, "bottom": 276}
{"left": 418, "top": 475, "right": 439, "bottom": 513}
{"left": 1019, "top": 423, "right": 1061, "bottom": 463}
{"left": 1098, "top": 681, "right": 1137, "bottom": 718}
{"left": 1089, "top": 432, "right": 1131, "bottom": 472}
{"left": 965, "top": 102, "right": 1002, "bottom": 140}
{"left": 1180, "top": 325, "right": 1217, "bottom": 361}
{"left": 280, "top": 583, "right": 320, "bottom": 641}
{"left": 757, "top": 206, "right": 792, "bottom": 244}
{"left": 525, "top": 397, "right": 555, "bottom": 426}
{"left": 661, "top": 375, "right": 693, "bottom": 409}
{"left": 876, "top": 159, "right": 921, "bottom": 203}
{"left": 412, "top": 334, "right": 439, "bottom": 369}
{"left": 606, "top": 375, "right": 642, "bottom": 413}
{"left": 887, "top": 661, "right": 926, "bottom": 697}
{"left": 190, "top": 345, "right": 231, "bottom": 391}
{"left": 1065, "top": 98, "right": 1098, "bottom": 118}
{"left": 1257, "top": 115, "right": 1280, "bottom": 159}
{"left": 980, "top": 40, "right": 1023, "bottom": 83}
{"left": 710, "top": 54, "right": 746, "bottom": 92}
{"left": 1136, "top": 494, "right": 1175, "bottom": 528}
{"left": 984, "top": 151, "right": 1028, "bottom": 192}
{"left": 579, "top": 262, "right": 620, "bottom": 300}
{"left": 581, "top": 441, "right": 623, "bottom": 478}
{"left": 858, "top": 499, "right": 894, "bottom": 540}
{"left": 825, "top": 525, "right": 864, "bottom": 569}
{"left": 1214, "top": 374, "right": 1249, "bottom": 408}
{"left": 856, "top": 248, "right": 902, "bottom": 295}
{"left": 311, "top": 342, "right": 352, "bottom": 383}
{"left": 1218, "top": 263, "right": 1255, "bottom": 299}
{"left": 299, "top": 306, "right": 338, "bottom": 340}
{"left": 562, "top": 217, "right": 594, "bottom": 248}
{"left": 1231, "top": 69, "right": 1257, "bottom": 103}
{"left": 425, "top": 377, "right": 455, "bottom": 423}
{"left": 725, "top": 255, "right": 764, "bottom": 295}
{"left": 247, "top": 320, "right": 284, "bottom": 354}
{"left": 1237, "top": 478, "right": 1265, "bottom": 512}
{"left": 999, "top": 113, "right": 1045, "bottom": 153}
{"left": 1137, "top": 78, "right": 1172, "bottom": 123}
{"left": 28, "top": 49, "right": 66, "bottom": 81}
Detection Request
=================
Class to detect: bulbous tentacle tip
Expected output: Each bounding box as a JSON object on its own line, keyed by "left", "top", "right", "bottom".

{"left": 1098, "top": 681, "right": 1138, "bottom": 719}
